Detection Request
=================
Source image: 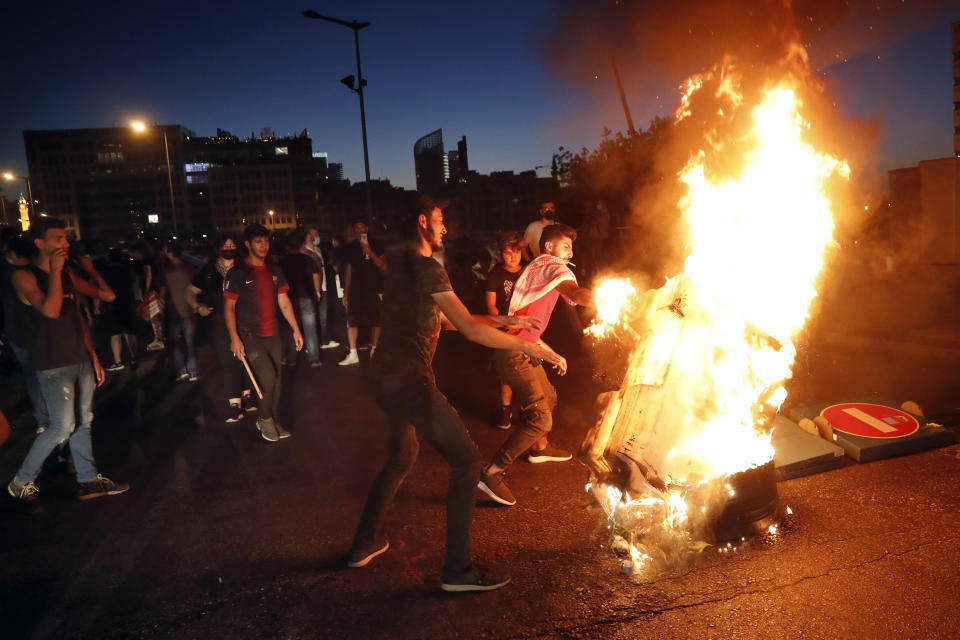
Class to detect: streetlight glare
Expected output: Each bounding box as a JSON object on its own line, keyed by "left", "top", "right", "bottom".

{"left": 2, "top": 172, "right": 14, "bottom": 181}
{"left": 131, "top": 121, "right": 147, "bottom": 132}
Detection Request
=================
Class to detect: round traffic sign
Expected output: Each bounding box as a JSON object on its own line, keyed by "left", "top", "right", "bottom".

{"left": 821, "top": 403, "right": 919, "bottom": 439}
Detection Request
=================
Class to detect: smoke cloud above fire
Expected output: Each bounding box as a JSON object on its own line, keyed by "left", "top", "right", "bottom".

{"left": 537, "top": 0, "right": 954, "bottom": 276}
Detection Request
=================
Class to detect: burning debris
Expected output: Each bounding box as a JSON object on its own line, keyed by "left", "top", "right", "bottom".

{"left": 581, "top": 52, "right": 850, "bottom": 574}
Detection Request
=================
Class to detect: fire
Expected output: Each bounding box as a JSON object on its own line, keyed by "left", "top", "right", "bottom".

{"left": 584, "top": 60, "right": 849, "bottom": 571}
{"left": 587, "top": 278, "right": 637, "bottom": 338}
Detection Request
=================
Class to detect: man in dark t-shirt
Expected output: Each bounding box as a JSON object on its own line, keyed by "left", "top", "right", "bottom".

{"left": 348, "top": 195, "right": 563, "bottom": 593}
{"left": 339, "top": 220, "right": 386, "bottom": 366}
{"left": 224, "top": 224, "right": 303, "bottom": 443}
{"left": 279, "top": 230, "right": 321, "bottom": 366}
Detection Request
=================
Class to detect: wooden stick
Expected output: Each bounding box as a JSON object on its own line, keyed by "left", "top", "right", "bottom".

{"left": 238, "top": 353, "right": 264, "bottom": 400}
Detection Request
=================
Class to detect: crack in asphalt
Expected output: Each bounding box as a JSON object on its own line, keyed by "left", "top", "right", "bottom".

{"left": 503, "top": 534, "right": 960, "bottom": 640}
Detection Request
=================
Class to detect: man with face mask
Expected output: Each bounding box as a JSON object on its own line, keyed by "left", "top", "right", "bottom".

{"left": 303, "top": 228, "right": 340, "bottom": 352}
{"left": 187, "top": 235, "right": 253, "bottom": 422}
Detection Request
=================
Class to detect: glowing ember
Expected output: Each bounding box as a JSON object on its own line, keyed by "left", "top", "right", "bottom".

{"left": 584, "top": 56, "right": 849, "bottom": 572}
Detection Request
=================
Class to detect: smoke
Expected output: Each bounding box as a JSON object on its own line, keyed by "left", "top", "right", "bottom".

{"left": 539, "top": 0, "right": 954, "bottom": 269}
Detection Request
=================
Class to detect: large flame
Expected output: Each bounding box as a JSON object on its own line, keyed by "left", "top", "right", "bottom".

{"left": 586, "top": 61, "right": 849, "bottom": 570}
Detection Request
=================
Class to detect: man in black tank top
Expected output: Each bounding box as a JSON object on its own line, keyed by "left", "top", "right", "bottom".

{"left": 7, "top": 217, "right": 129, "bottom": 507}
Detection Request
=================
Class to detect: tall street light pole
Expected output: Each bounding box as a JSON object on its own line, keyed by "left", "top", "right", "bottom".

{"left": 2, "top": 171, "right": 36, "bottom": 229}
{"left": 131, "top": 122, "right": 178, "bottom": 235}
{"left": 302, "top": 10, "right": 374, "bottom": 226}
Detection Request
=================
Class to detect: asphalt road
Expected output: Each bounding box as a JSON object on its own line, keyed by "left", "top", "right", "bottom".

{"left": 1, "top": 326, "right": 959, "bottom": 639}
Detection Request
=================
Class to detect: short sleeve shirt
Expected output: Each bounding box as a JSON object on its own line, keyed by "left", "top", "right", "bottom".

{"left": 279, "top": 252, "right": 319, "bottom": 300}
{"left": 191, "top": 260, "right": 227, "bottom": 317}
{"left": 372, "top": 253, "right": 453, "bottom": 380}
{"left": 485, "top": 266, "right": 522, "bottom": 316}
{"left": 346, "top": 238, "right": 385, "bottom": 296}
{"left": 223, "top": 259, "right": 289, "bottom": 337}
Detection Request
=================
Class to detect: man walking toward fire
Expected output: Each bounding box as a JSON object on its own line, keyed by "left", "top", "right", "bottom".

{"left": 347, "top": 195, "right": 564, "bottom": 593}
{"left": 224, "top": 224, "right": 303, "bottom": 442}
{"left": 478, "top": 223, "right": 594, "bottom": 507}
{"left": 7, "top": 217, "right": 129, "bottom": 507}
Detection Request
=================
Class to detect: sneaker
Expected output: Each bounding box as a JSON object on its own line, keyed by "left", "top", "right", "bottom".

{"left": 495, "top": 405, "right": 511, "bottom": 430}
{"left": 321, "top": 340, "right": 340, "bottom": 349}
{"left": 146, "top": 340, "right": 165, "bottom": 351}
{"left": 527, "top": 445, "right": 572, "bottom": 464}
{"left": 347, "top": 540, "right": 389, "bottom": 568}
{"left": 8, "top": 478, "right": 40, "bottom": 505}
{"left": 441, "top": 565, "right": 511, "bottom": 593}
{"left": 188, "top": 375, "right": 199, "bottom": 382}
{"left": 176, "top": 373, "right": 189, "bottom": 382}
{"left": 276, "top": 423, "right": 291, "bottom": 439}
{"left": 369, "top": 345, "right": 377, "bottom": 359}
{"left": 478, "top": 469, "right": 516, "bottom": 506}
{"left": 339, "top": 351, "right": 359, "bottom": 366}
{"left": 257, "top": 417, "right": 279, "bottom": 442}
{"left": 225, "top": 405, "right": 244, "bottom": 423}
{"left": 107, "top": 362, "right": 125, "bottom": 372}
{"left": 242, "top": 394, "right": 257, "bottom": 413}
{"left": 77, "top": 475, "right": 129, "bottom": 501}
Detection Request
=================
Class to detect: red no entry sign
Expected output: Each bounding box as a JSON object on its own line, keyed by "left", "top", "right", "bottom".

{"left": 821, "top": 403, "right": 919, "bottom": 439}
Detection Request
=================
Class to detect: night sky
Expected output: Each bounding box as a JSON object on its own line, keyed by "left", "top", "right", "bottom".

{"left": 1, "top": 1, "right": 957, "bottom": 192}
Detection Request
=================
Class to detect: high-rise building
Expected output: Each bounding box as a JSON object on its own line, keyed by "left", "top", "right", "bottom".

{"left": 24, "top": 125, "right": 191, "bottom": 238}
{"left": 22, "top": 125, "right": 333, "bottom": 237}
{"left": 414, "top": 129, "right": 445, "bottom": 194}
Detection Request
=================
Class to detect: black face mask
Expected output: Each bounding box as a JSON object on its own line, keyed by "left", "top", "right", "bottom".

{"left": 220, "top": 249, "right": 237, "bottom": 260}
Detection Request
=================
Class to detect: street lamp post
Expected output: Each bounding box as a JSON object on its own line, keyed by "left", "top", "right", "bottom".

{"left": 131, "top": 122, "right": 179, "bottom": 235}
{"left": 302, "top": 10, "right": 374, "bottom": 226}
{"left": 2, "top": 171, "right": 35, "bottom": 229}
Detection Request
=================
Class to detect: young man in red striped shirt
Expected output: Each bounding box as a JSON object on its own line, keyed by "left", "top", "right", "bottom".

{"left": 224, "top": 224, "right": 303, "bottom": 442}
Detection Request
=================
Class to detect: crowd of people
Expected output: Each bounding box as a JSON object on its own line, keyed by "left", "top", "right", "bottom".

{"left": 1, "top": 194, "right": 615, "bottom": 594}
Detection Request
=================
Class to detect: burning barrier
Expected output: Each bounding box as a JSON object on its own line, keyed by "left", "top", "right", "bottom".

{"left": 581, "top": 55, "right": 849, "bottom": 573}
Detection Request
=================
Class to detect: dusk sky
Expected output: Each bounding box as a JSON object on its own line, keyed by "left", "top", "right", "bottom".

{"left": 1, "top": 1, "right": 957, "bottom": 192}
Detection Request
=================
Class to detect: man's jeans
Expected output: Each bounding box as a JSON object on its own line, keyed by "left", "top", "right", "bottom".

{"left": 354, "top": 375, "right": 482, "bottom": 578}
{"left": 9, "top": 343, "right": 49, "bottom": 430}
{"left": 491, "top": 349, "right": 558, "bottom": 469}
{"left": 291, "top": 297, "right": 320, "bottom": 362}
{"left": 14, "top": 360, "right": 98, "bottom": 484}
{"left": 167, "top": 315, "right": 198, "bottom": 377}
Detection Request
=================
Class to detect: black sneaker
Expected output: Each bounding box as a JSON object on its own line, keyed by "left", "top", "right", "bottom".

{"left": 77, "top": 475, "right": 130, "bottom": 501}
{"left": 106, "top": 362, "right": 125, "bottom": 372}
{"left": 225, "top": 404, "right": 244, "bottom": 423}
{"left": 526, "top": 444, "right": 572, "bottom": 464}
{"left": 441, "top": 565, "right": 511, "bottom": 593}
{"left": 242, "top": 394, "right": 257, "bottom": 413}
{"left": 495, "top": 405, "right": 511, "bottom": 430}
{"left": 478, "top": 469, "right": 516, "bottom": 506}
{"left": 8, "top": 478, "right": 40, "bottom": 506}
{"left": 347, "top": 540, "right": 389, "bottom": 568}
{"left": 276, "top": 423, "right": 292, "bottom": 439}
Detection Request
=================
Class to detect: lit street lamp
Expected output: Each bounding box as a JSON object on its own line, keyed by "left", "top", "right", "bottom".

{"left": 130, "top": 121, "right": 179, "bottom": 235}
{"left": 2, "top": 171, "right": 36, "bottom": 230}
{"left": 302, "top": 9, "right": 374, "bottom": 226}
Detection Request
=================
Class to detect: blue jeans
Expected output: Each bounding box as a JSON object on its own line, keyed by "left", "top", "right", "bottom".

{"left": 296, "top": 297, "right": 320, "bottom": 361}
{"left": 14, "top": 361, "right": 98, "bottom": 484}
{"left": 167, "top": 316, "right": 198, "bottom": 377}
{"left": 10, "top": 343, "right": 49, "bottom": 430}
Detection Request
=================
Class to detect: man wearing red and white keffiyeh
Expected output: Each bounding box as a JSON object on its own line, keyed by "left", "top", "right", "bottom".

{"left": 477, "top": 224, "right": 595, "bottom": 507}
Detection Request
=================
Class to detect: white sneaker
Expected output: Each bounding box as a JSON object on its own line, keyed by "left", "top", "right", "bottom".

{"left": 339, "top": 351, "right": 360, "bottom": 366}
{"left": 321, "top": 340, "right": 340, "bottom": 349}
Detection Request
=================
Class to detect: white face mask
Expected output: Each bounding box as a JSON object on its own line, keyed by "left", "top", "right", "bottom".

{"left": 313, "top": 237, "right": 321, "bottom": 247}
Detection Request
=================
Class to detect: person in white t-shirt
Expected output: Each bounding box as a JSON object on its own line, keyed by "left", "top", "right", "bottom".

{"left": 520, "top": 201, "right": 557, "bottom": 262}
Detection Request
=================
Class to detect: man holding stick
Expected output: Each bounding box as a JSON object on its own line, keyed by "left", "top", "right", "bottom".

{"left": 224, "top": 224, "right": 303, "bottom": 442}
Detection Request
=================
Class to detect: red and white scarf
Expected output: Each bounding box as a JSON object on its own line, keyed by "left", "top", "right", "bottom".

{"left": 507, "top": 255, "right": 577, "bottom": 316}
